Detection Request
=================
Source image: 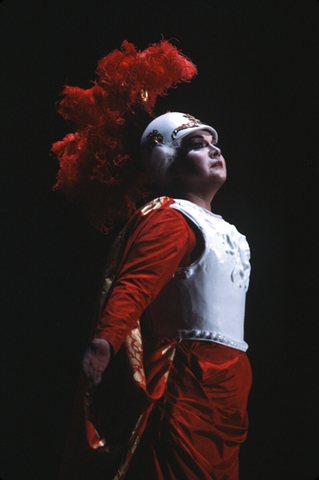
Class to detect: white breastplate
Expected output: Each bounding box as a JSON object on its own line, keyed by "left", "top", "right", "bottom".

{"left": 145, "top": 199, "right": 251, "bottom": 351}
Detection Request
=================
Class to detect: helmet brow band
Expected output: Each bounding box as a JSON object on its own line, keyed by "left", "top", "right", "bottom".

{"left": 171, "top": 121, "right": 202, "bottom": 140}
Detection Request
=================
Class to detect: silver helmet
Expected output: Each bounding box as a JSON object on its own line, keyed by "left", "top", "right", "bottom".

{"left": 140, "top": 112, "right": 218, "bottom": 185}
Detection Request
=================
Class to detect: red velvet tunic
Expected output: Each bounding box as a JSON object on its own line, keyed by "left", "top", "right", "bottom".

{"left": 94, "top": 199, "right": 197, "bottom": 354}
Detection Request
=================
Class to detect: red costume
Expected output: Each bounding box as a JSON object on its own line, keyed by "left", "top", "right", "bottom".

{"left": 59, "top": 197, "right": 251, "bottom": 480}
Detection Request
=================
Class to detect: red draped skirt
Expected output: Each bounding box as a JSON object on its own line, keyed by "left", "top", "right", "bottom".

{"left": 125, "top": 341, "right": 252, "bottom": 480}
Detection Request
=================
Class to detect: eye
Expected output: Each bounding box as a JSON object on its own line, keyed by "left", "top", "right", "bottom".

{"left": 191, "top": 141, "right": 206, "bottom": 150}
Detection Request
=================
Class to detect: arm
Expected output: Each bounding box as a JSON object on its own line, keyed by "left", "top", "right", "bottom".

{"left": 82, "top": 206, "right": 196, "bottom": 384}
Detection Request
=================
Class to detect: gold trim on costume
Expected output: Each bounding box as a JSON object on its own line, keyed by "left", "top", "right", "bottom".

{"left": 140, "top": 196, "right": 169, "bottom": 216}
{"left": 161, "top": 344, "right": 176, "bottom": 362}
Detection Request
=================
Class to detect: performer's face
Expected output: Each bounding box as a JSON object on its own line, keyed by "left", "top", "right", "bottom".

{"left": 178, "top": 129, "right": 227, "bottom": 188}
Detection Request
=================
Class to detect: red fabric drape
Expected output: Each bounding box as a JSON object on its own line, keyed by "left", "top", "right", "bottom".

{"left": 126, "top": 341, "right": 252, "bottom": 480}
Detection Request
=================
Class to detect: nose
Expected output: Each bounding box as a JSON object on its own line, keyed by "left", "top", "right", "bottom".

{"left": 209, "top": 144, "right": 221, "bottom": 157}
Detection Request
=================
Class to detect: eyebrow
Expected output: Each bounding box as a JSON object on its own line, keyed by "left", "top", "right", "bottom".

{"left": 189, "top": 135, "right": 205, "bottom": 140}
{"left": 183, "top": 134, "right": 216, "bottom": 145}
{"left": 183, "top": 135, "right": 205, "bottom": 144}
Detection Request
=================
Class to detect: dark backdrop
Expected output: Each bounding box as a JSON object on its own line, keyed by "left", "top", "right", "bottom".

{"left": 1, "top": 0, "right": 319, "bottom": 479}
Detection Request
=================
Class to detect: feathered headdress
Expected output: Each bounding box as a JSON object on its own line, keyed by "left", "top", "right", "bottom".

{"left": 52, "top": 40, "right": 197, "bottom": 232}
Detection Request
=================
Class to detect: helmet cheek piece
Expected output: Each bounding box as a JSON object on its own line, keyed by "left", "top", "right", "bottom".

{"left": 141, "top": 143, "right": 177, "bottom": 188}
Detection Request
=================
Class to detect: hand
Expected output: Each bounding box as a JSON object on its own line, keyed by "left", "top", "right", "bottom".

{"left": 82, "top": 338, "right": 111, "bottom": 385}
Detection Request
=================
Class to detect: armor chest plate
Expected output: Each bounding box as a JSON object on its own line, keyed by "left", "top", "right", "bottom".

{"left": 146, "top": 199, "right": 251, "bottom": 351}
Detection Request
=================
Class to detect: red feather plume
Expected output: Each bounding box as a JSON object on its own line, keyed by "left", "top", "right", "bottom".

{"left": 52, "top": 40, "right": 197, "bottom": 232}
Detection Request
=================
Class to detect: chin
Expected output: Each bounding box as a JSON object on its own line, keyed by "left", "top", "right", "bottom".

{"left": 214, "top": 173, "right": 227, "bottom": 184}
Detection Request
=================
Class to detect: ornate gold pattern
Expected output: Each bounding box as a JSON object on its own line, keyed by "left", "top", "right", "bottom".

{"left": 140, "top": 89, "right": 151, "bottom": 113}
{"left": 113, "top": 413, "right": 146, "bottom": 480}
{"left": 171, "top": 113, "right": 203, "bottom": 140}
{"left": 114, "top": 459, "right": 128, "bottom": 480}
{"left": 140, "top": 88, "right": 148, "bottom": 103}
{"left": 125, "top": 321, "right": 147, "bottom": 388}
{"left": 140, "top": 196, "right": 169, "bottom": 216}
{"left": 147, "top": 129, "right": 165, "bottom": 147}
{"left": 184, "top": 113, "right": 202, "bottom": 123}
{"left": 161, "top": 344, "right": 176, "bottom": 362}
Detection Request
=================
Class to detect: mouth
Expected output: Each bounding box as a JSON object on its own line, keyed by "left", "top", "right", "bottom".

{"left": 211, "top": 160, "right": 223, "bottom": 168}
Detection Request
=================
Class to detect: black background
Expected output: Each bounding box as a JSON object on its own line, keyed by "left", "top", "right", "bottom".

{"left": 1, "top": 0, "right": 319, "bottom": 479}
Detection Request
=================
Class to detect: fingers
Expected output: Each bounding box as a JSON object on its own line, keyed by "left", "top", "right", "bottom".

{"left": 82, "top": 340, "right": 111, "bottom": 385}
{"left": 90, "top": 362, "right": 102, "bottom": 386}
{"left": 82, "top": 351, "right": 104, "bottom": 385}
{"left": 84, "top": 361, "right": 101, "bottom": 385}
{"left": 94, "top": 370, "right": 102, "bottom": 385}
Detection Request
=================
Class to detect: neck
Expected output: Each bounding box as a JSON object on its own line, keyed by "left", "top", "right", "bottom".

{"left": 160, "top": 182, "right": 222, "bottom": 212}
{"left": 173, "top": 191, "right": 215, "bottom": 211}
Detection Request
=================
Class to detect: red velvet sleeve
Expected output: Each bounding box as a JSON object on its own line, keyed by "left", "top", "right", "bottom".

{"left": 95, "top": 207, "right": 196, "bottom": 354}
